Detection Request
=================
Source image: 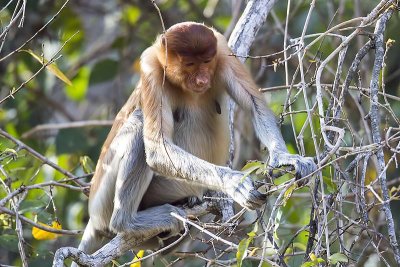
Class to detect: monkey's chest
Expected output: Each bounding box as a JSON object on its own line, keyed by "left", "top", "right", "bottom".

{"left": 140, "top": 99, "right": 231, "bottom": 208}
{"left": 172, "top": 102, "right": 230, "bottom": 165}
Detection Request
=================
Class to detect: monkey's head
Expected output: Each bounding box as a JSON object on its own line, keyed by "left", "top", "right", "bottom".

{"left": 161, "top": 22, "right": 218, "bottom": 94}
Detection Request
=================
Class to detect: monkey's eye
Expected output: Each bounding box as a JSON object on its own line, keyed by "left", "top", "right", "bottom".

{"left": 185, "top": 62, "right": 195, "bottom": 67}
{"left": 204, "top": 60, "right": 211, "bottom": 64}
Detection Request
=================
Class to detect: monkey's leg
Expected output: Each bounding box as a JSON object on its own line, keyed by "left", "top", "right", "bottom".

{"left": 108, "top": 109, "right": 154, "bottom": 232}
{"left": 72, "top": 109, "right": 152, "bottom": 267}
{"left": 119, "top": 204, "right": 186, "bottom": 240}
{"left": 76, "top": 219, "right": 105, "bottom": 253}
{"left": 68, "top": 205, "right": 186, "bottom": 267}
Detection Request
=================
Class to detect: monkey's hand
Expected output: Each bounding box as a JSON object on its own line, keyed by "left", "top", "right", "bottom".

{"left": 220, "top": 169, "right": 267, "bottom": 210}
{"left": 269, "top": 152, "right": 317, "bottom": 185}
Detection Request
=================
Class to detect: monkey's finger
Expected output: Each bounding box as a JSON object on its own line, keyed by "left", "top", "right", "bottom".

{"left": 237, "top": 187, "right": 266, "bottom": 209}
{"left": 294, "top": 157, "right": 317, "bottom": 180}
{"left": 249, "top": 190, "right": 267, "bottom": 206}
{"left": 241, "top": 177, "right": 256, "bottom": 191}
{"left": 242, "top": 180, "right": 267, "bottom": 201}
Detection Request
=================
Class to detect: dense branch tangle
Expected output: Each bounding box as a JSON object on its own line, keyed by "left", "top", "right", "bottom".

{"left": 282, "top": 0, "right": 400, "bottom": 265}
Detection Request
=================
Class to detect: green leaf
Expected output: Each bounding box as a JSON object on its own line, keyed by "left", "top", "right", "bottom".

{"left": 300, "top": 262, "right": 316, "bottom": 267}
{"left": 283, "top": 183, "right": 297, "bottom": 206}
{"left": 122, "top": 6, "right": 141, "bottom": 25}
{"left": 301, "top": 253, "right": 325, "bottom": 267}
{"left": 322, "top": 176, "right": 338, "bottom": 193}
{"left": 236, "top": 225, "right": 257, "bottom": 267}
{"left": 236, "top": 237, "right": 248, "bottom": 267}
{"left": 329, "top": 253, "right": 348, "bottom": 264}
{"left": 260, "top": 261, "right": 271, "bottom": 267}
{"left": 292, "top": 242, "right": 307, "bottom": 251}
{"left": 241, "top": 161, "right": 263, "bottom": 181}
{"left": 65, "top": 66, "right": 90, "bottom": 101}
{"left": 241, "top": 161, "right": 263, "bottom": 172}
{"left": 80, "top": 156, "right": 95, "bottom": 174}
{"left": 20, "top": 49, "right": 72, "bottom": 86}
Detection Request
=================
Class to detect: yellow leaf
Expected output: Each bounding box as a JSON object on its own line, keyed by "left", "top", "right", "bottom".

{"left": 32, "top": 221, "right": 62, "bottom": 240}
{"left": 249, "top": 247, "right": 259, "bottom": 257}
{"left": 130, "top": 250, "right": 145, "bottom": 267}
{"left": 386, "top": 38, "right": 395, "bottom": 48}
{"left": 282, "top": 183, "right": 297, "bottom": 206}
{"left": 20, "top": 49, "right": 72, "bottom": 86}
{"left": 309, "top": 253, "right": 317, "bottom": 262}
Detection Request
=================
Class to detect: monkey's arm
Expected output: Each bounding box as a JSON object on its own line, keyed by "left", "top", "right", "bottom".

{"left": 220, "top": 55, "right": 317, "bottom": 180}
{"left": 139, "top": 56, "right": 265, "bottom": 210}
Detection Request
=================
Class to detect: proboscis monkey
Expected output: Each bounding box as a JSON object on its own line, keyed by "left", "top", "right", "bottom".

{"left": 73, "top": 22, "right": 316, "bottom": 264}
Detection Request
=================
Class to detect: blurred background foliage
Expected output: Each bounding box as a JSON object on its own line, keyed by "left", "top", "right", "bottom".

{"left": 0, "top": 0, "right": 400, "bottom": 266}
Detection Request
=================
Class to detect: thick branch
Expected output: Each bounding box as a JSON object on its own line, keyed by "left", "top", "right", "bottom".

{"left": 53, "top": 203, "right": 210, "bottom": 267}
{"left": 368, "top": 8, "right": 400, "bottom": 265}
{"left": 211, "top": 0, "right": 279, "bottom": 222}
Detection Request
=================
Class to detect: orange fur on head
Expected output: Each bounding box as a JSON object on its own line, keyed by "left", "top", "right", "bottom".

{"left": 159, "top": 22, "right": 218, "bottom": 93}
{"left": 162, "top": 22, "right": 217, "bottom": 59}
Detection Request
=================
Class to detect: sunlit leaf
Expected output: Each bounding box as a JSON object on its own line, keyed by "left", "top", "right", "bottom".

{"left": 80, "top": 156, "right": 95, "bottom": 174}
{"left": 20, "top": 49, "right": 72, "bottom": 86}
{"left": 214, "top": 16, "right": 231, "bottom": 29}
{"left": 236, "top": 237, "right": 249, "bottom": 267}
{"left": 123, "top": 6, "right": 141, "bottom": 25}
{"left": 283, "top": 183, "right": 297, "bottom": 206}
{"left": 300, "top": 262, "right": 316, "bottom": 267}
{"left": 301, "top": 253, "right": 325, "bottom": 267}
{"left": 386, "top": 38, "right": 395, "bottom": 47}
{"left": 0, "top": 214, "right": 11, "bottom": 229}
{"left": 65, "top": 67, "right": 90, "bottom": 101}
{"left": 32, "top": 221, "right": 62, "bottom": 240}
{"left": 260, "top": 261, "right": 271, "bottom": 267}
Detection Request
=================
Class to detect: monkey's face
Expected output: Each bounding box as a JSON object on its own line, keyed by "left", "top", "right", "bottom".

{"left": 180, "top": 57, "right": 217, "bottom": 94}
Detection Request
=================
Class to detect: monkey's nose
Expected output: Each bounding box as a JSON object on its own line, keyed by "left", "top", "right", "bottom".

{"left": 196, "top": 77, "right": 208, "bottom": 87}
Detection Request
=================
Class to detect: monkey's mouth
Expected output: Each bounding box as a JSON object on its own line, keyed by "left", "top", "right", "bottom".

{"left": 190, "top": 82, "right": 212, "bottom": 93}
{"left": 192, "top": 86, "right": 209, "bottom": 94}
